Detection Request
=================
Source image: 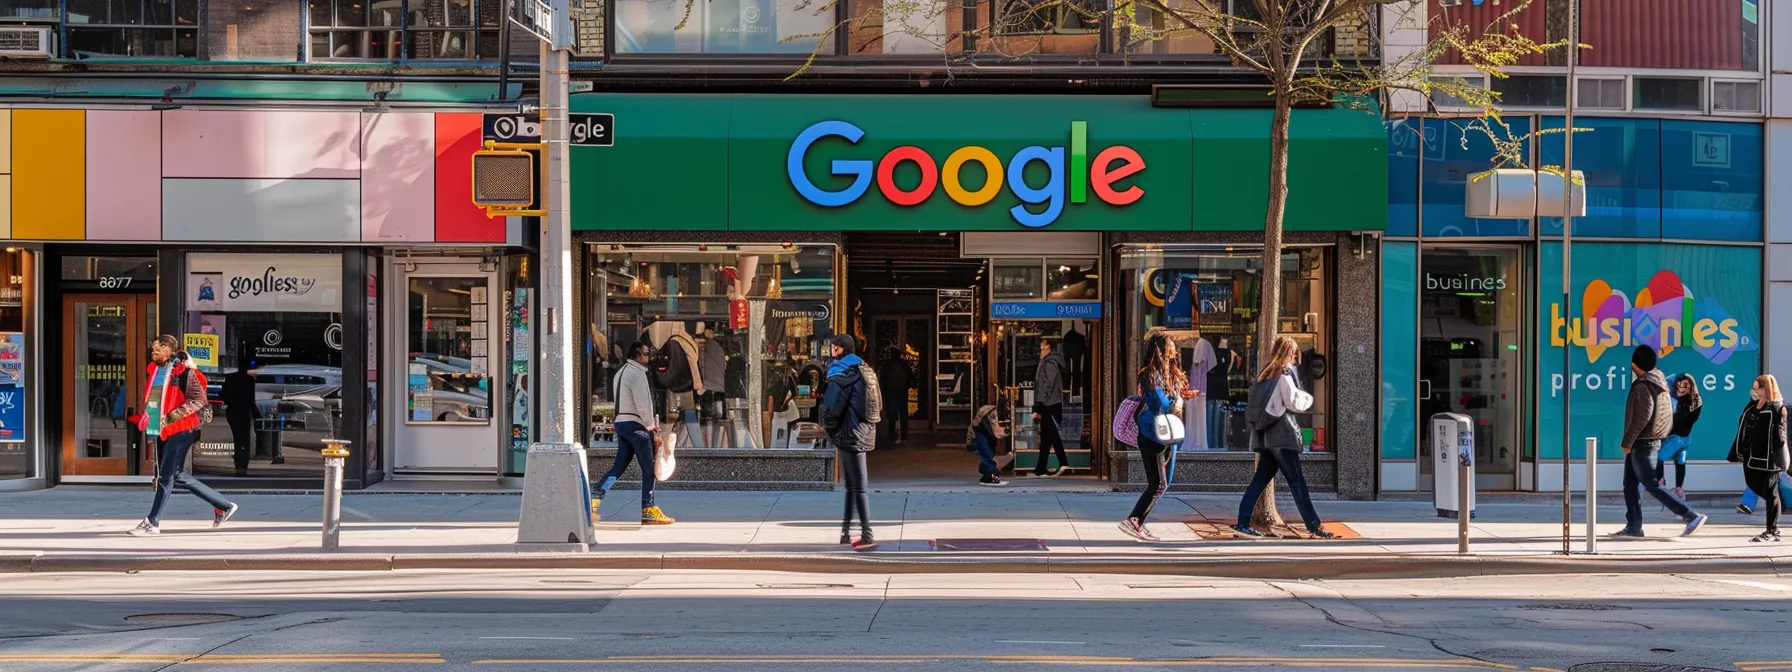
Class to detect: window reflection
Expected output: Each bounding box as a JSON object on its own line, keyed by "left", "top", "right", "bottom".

{"left": 407, "top": 278, "right": 492, "bottom": 424}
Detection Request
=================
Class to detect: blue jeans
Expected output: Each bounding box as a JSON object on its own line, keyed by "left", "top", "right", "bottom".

{"left": 972, "top": 434, "right": 998, "bottom": 475}
{"left": 1653, "top": 435, "right": 1690, "bottom": 487}
{"left": 596, "top": 421, "right": 656, "bottom": 509}
{"left": 1207, "top": 402, "right": 1228, "bottom": 449}
{"left": 145, "top": 429, "right": 235, "bottom": 526}
{"left": 1235, "top": 448, "right": 1323, "bottom": 531}
{"left": 1622, "top": 440, "right": 1695, "bottom": 533}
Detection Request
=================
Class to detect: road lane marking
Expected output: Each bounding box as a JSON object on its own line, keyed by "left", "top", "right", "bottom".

{"left": 0, "top": 653, "right": 447, "bottom": 665}
{"left": 469, "top": 655, "right": 1515, "bottom": 668}
{"left": 1712, "top": 579, "right": 1792, "bottom": 592}
{"left": 1299, "top": 645, "right": 1387, "bottom": 649}
{"left": 480, "top": 637, "right": 577, "bottom": 641}
{"left": 995, "top": 640, "right": 1086, "bottom": 645}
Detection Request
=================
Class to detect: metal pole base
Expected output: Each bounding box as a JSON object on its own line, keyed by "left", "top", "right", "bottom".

{"left": 515, "top": 441, "right": 592, "bottom": 553}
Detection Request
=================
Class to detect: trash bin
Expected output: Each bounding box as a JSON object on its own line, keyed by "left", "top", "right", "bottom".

{"left": 1430, "top": 412, "right": 1476, "bottom": 520}
{"left": 254, "top": 417, "right": 284, "bottom": 460}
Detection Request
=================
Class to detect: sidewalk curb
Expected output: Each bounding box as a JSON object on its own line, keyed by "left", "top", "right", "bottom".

{"left": 5, "top": 552, "right": 1784, "bottom": 579}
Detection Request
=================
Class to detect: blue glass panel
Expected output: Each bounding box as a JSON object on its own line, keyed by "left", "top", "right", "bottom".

{"left": 1537, "top": 117, "right": 1663, "bottom": 239}
{"left": 1386, "top": 119, "right": 1420, "bottom": 237}
{"left": 1660, "top": 120, "right": 1763, "bottom": 242}
{"left": 1380, "top": 242, "right": 1418, "bottom": 459}
{"left": 1420, "top": 117, "right": 1532, "bottom": 237}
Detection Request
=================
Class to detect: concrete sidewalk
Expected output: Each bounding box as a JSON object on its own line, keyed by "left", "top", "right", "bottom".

{"left": 2, "top": 487, "right": 1788, "bottom": 577}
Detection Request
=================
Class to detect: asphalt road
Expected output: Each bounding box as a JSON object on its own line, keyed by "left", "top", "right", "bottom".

{"left": 1, "top": 570, "right": 1789, "bottom": 671}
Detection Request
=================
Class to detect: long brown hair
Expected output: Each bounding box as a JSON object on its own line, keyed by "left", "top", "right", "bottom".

{"left": 1143, "top": 332, "right": 1186, "bottom": 392}
{"left": 1255, "top": 335, "right": 1300, "bottom": 383}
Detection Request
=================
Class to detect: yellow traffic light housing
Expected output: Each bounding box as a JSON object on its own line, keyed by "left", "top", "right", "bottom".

{"left": 472, "top": 140, "right": 545, "bottom": 217}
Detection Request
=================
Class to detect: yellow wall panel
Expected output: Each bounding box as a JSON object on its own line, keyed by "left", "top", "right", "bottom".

{"left": 0, "top": 110, "right": 12, "bottom": 174}
{"left": 11, "top": 109, "right": 85, "bottom": 240}
{"left": 0, "top": 175, "right": 11, "bottom": 238}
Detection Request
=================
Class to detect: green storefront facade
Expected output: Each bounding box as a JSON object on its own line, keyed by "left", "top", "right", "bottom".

{"left": 568, "top": 92, "right": 1388, "bottom": 499}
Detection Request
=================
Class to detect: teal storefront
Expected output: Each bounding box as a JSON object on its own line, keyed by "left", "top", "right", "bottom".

{"left": 568, "top": 93, "right": 1390, "bottom": 496}
{"left": 1380, "top": 116, "right": 1765, "bottom": 494}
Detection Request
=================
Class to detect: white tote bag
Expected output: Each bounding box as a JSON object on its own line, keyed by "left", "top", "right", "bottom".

{"left": 655, "top": 425, "right": 679, "bottom": 482}
{"left": 1153, "top": 413, "right": 1186, "bottom": 445}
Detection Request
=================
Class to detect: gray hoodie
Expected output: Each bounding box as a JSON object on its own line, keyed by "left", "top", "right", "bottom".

{"left": 1621, "top": 369, "right": 1673, "bottom": 450}
{"left": 1034, "top": 350, "right": 1069, "bottom": 408}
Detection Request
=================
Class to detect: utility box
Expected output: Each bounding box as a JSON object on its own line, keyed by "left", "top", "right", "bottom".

{"left": 1431, "top": 412, "right": 1476, "bottom": 519}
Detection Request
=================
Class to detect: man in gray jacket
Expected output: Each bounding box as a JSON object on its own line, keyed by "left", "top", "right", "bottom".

{"left": 1615, "top": 345, "right": 1706, "bottom": 538}
{"left": 1030, "top": 339, "right": 1071, "bottom": 477}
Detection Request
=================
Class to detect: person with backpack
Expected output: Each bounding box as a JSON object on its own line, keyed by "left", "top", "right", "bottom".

{"left": 1612, "top": 345, "right": 1708, "bottom": 539}
{"left": 1232, "top": 335, "right": 1335, "bottom": 540}
{"left": 1119, "top": 332, "right": 1186, "bottom": 543}
{"left": 591, "top": 340, "right": 675, "bottom": 525}
{"left": 129, "top": 336, "right": 237, "bottom": 536}
{"left": 1728, "top": 374, "right": 1788, "bottom": 543}
{"left": 822, "top": 334, "right": 879, "bottom": 550}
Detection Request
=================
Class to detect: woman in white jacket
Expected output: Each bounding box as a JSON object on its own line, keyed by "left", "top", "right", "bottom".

{"left": 1232, "top": 335, "right": 1334, "bottom": 539}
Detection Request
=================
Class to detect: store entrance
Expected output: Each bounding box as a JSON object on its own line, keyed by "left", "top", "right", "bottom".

{"left": 60, "top": 294, "right": 157, "bottom": 479}
{"left": 1418, "top": 246, "right": 1528, "bottom": 491}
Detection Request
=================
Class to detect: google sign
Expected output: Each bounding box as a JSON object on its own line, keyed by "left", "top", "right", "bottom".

{"left": 786, "top": 120, "right": 1146, "bottom": 228}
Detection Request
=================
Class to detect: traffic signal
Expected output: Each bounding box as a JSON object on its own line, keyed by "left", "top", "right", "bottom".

{"left": 471, "top": 141, "right": 544, "bottom": 217}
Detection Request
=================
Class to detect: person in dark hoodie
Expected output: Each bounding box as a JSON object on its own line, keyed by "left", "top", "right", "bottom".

{"left": 1614, "top": 345, "right": 1708, "bottom": 539}
{"left": 1653, "top": 373, "right": 1702, "bottom": 499}
{"left": 1728, "top": 374, "right": 1788, "bottom": 543}
{"left": 1030, "top": 338, "right": 1071, "bottom": 477}
{"left": 822, "top": 334, "right": 879, "bottom": 550}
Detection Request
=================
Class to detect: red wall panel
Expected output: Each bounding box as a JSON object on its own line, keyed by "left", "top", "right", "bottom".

{"left": 435, "top": 112, "right": 506, "bottom": 244}
{"left": 1580, "top": 0, "right": 1744, "bottom": 70}
{"left": 1430, "top": 0, "right": 1550, "bottom": 67}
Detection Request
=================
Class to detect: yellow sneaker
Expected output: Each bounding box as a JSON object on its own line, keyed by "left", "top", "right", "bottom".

{"left": 589, "top": 498, "right": 602, "bottom": 522}
{"left": 641, "top": 506, "right": 676, "bottom": 525}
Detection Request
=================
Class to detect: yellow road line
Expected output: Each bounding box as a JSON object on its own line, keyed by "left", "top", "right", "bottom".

{"left": 0, "top": 653, "right": 444, "bottom": 665}
{"left": 470, "top": 655, "right": 1514, "bottom": 668}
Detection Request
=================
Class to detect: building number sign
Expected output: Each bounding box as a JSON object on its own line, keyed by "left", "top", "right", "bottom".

{"left": 97, "top": 277, "right": 133, "bottom": 289}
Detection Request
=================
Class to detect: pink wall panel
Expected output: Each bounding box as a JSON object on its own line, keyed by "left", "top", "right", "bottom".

{"left": 162, "top": 109, "right": 362, "bottom": 179}
{"left": 85, "top": 110, "right": 162, "bottom": 241}
{"left": 360, "top": 112, "right": 437, "bottom": 242}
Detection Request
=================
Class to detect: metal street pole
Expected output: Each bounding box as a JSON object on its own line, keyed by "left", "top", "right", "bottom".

{"left": 540, "top": 40, "right": 574, "bottom": 445}
{"left": 1560, "top": 0, "right": 1579, "bottom": 556}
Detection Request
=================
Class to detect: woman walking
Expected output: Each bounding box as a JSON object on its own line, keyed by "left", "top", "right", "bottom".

{"left": 1654, "top": 374, "right": 1701, "bottom": 499}
{"left": 1728, "top": 374, "right": 1787, "bottom": 543}
{"left": 1119, "top": 333, "right": 1186, "bottom": 542}
{"left": 1233, "top": 336, "right": 1335, "bottom": 540}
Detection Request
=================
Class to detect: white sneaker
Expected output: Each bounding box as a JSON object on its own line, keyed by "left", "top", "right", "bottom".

{"left": 128, "top": 519, "right": 159, "bottom": 536}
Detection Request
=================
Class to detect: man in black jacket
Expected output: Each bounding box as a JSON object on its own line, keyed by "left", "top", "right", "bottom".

{"left": 221, "top": 354, "right": 261, "bottom": 476}
{"left": 1615, "top": 345, "right": 1707, "bottom": 539}
{"left": 822, "top": 335, "right": 877, "bottom": 549}
{"left": 1031, "top": 339, "right": 1071, "bottom": 477}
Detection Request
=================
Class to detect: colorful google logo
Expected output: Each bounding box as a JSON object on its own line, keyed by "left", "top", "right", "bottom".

{"left": 786, "top": 120, "right": 1146, "bottom": 228}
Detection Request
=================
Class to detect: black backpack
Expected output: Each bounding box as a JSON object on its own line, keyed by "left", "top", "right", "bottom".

{"left": 652, "top": 340, "right": 694, "bottom": 393}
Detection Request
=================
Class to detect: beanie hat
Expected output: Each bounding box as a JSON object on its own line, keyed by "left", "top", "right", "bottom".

{"left": 1631, "top": 345, "right": 1658, "bottom": 371}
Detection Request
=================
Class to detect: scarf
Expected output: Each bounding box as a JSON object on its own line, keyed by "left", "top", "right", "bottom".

{"left": 145, "top": 361, "right": 174, "bottom": 436}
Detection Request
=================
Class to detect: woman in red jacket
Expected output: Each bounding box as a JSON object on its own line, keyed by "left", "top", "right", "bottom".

{"left": 129, "top": 335, "right": 238, "bottom": 536}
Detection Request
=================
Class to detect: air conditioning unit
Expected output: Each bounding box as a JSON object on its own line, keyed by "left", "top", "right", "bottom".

{"left": 0, "top": 27, "right": 52, "bottom": 58}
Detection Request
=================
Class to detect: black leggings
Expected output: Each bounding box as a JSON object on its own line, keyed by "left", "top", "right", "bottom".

{"left": 1745, "top": 469, "right": 1783, "bottom": 533}
{"left": 839, "top": 449, "right": 872, "bottom": 536}
{"left": 1128, "top": 435, "right": 1171, "bottom": 522}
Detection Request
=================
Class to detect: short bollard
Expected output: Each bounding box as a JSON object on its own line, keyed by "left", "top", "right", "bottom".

{"left": 321, "top": 439, "right": 352, "bottom": 551}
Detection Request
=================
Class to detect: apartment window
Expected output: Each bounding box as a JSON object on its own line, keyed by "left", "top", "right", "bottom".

{"left": 615, "top": 0, "right": 832, "bottom": 55}
{"left": 64, "top": 0, "right": 198, "bottom": 58}
{"left": 1634, "top": 77, "right": 1702, "bottom": 112}
{"left": 2, "top": 0, "right": 59, "bottom": 20}
{"left": 1712, "top": 80, "right": 1761, "bottom": 114}
{"left": 1576, "top": 77, "right": 1625, "bottom": 110}
{"left": 1491, "top": 75, "right": 1565, "bottom": 108}
{"left": 309, "top": 0, "right": 503, "bottom": 60}
{"left": 1428, "top": 75, "right": 1486, "bottom": 109}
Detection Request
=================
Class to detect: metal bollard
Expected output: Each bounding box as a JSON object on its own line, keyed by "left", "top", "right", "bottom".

{"left": 321, "top": 439, "right": 352, "bottom": 551}
{"left": 1584, "top": 437, "right": 1598, "bottom": 554}
{"left": 1458, "top": 451, "right": 1472, "bottom": 555}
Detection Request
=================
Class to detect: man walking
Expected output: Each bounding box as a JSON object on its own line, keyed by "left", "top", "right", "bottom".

{"left": 129, "top": 336, "right": 237, "bottom": 536}
{"left": 221, "top": 351, "right": 260, "bottom": 476}
{"left": 592, "top": 340, "right": 675, "bottom": 525}
{"left": 823, "top": 335, "right": 879, "bottom": 550}
{"left": 1614, "top": 345, "right": 1708, "bottom": 538}
{"left": 1031, "top": 338, "right": 1071, "bottom": 477}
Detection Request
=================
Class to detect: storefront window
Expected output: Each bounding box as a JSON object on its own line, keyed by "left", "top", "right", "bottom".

{"left": 0, "top": 249, "right": 30, "bottom": 480}
{"left": 406, "top": 277, "right": 493, "bottom": 425}
{"left": 1120, "top": 246, "right": 1332, "bottom": 452}
{"left": 184, "top": 253, "right": 345, "bottom": 478}
{"left": 587, "top": 244, "right": 837, "bottom": 451}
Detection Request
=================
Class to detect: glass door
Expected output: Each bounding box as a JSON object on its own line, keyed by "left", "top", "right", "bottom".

{"left": 61, "top": 294, "right": 156, "bottom": 478}
{"left": 1419, "top": 247, "right": 1525, "bottom": 490}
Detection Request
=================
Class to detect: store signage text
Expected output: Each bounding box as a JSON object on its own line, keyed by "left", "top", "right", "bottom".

{"left": 990, "top": 301, "right": 1102, "bottom": 320}
{"left": 786, "top": 120, "right": 1145, "bottom": 228}
{"left": 229, "top": 267, "right": 317, "bottom": 300}
{"left": 1547, "top": 271, "right": 1752, "bottom": 364}
{"left": 1424, "top": 272, "right": 1507, "bottom": 292}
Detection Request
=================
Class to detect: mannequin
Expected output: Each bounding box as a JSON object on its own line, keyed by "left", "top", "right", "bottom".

{"left": 1183, "top": 331, "right": 1217, "bottom": 451}
{"left": 1207, "top": 337, "right": 1237, "bottom": 449}
{"left": 1061, "top": 322, "right": 1088, "bottom": 398}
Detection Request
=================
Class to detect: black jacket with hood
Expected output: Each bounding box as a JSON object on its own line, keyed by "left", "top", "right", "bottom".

{"left": 1729, "top": 399, "right": 1790, "bottom": 473}
{"left": 1621, "top": 369, "right": 1673, "bottom": 450}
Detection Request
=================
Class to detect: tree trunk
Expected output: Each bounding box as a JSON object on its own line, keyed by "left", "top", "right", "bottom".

{"left": 1248, "top": 87, "right": 1296, "bottom": 533}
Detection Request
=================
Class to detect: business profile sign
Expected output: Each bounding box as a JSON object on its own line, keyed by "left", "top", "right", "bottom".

{"left": 1538, "top": 242, "right": 1761, "bottom": 461}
